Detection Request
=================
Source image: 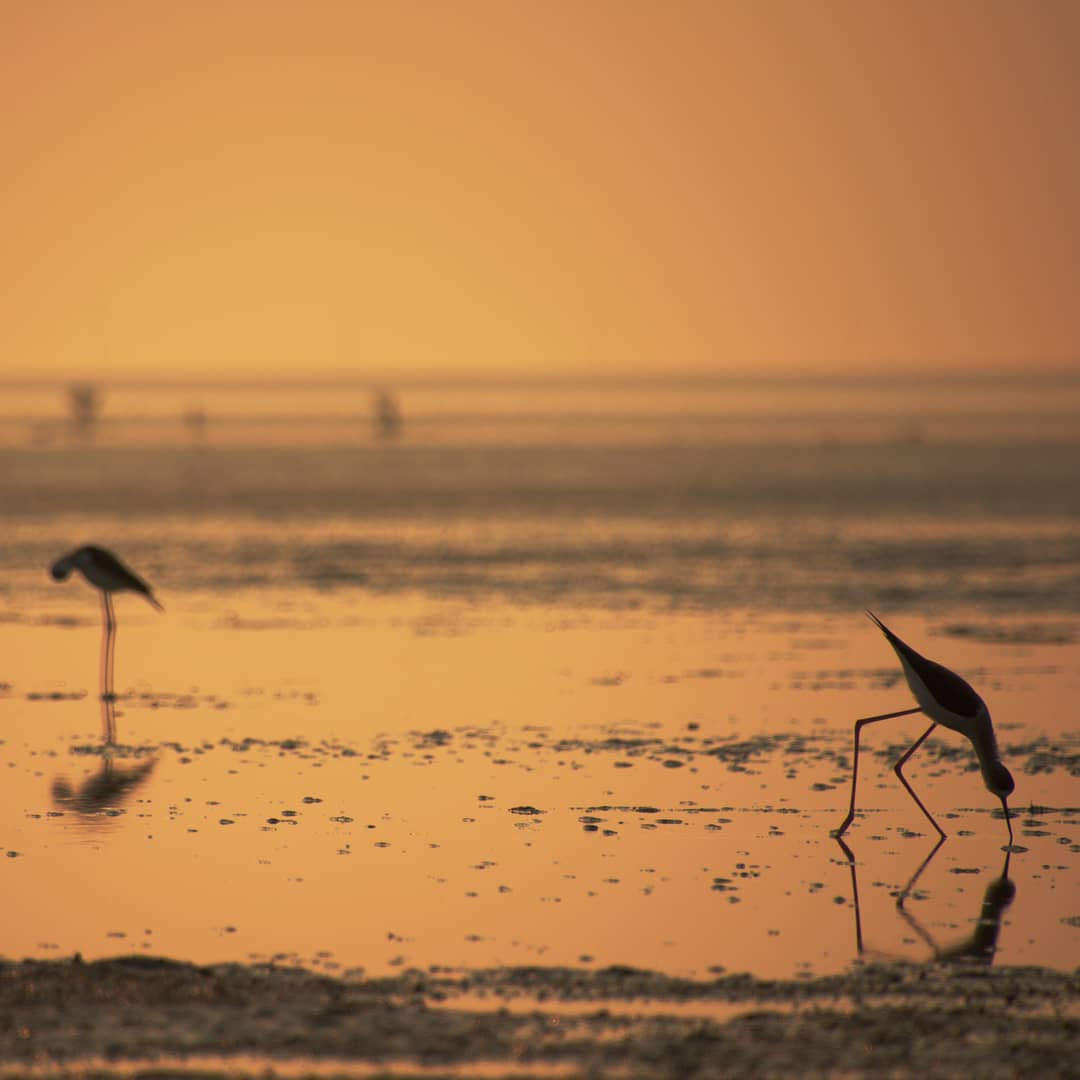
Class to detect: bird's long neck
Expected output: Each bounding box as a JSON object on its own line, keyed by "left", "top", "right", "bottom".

{"left": 971, "top": 717, "right": 1005, "bottom": 779}
{"left": 972, "top": 714, "right": 1000, "bottom": 755}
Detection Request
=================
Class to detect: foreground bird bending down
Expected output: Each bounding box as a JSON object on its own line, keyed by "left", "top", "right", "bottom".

{"left": 833, "top": 611, "right": 1014, "bottom": 844}
{"left": 50, "top": 546, "right": 164, "bottom": 743}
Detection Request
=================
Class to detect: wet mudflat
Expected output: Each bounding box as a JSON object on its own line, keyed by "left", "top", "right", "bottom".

{"left": 0, "top": 955, "right": 1077, "bottom": 1078}
{"left": 1, "top": 598, "right": 1078, "bottom": 1077}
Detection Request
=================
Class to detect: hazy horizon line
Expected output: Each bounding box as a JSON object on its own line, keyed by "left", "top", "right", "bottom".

{"left": 3, "top": 368, "right": 1079, "bottom": 391}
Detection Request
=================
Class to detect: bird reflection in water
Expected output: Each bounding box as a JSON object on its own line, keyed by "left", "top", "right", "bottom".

{"left": 836, "top": 836, "right": 1016, "bottom": 965}
{"left": 52, "top": 754, "right": 156, "bottom": 823}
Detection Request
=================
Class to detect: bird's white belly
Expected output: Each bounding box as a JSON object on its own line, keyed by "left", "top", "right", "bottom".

{"left": 898, "top": 657, "right": 976, "bottom": 738}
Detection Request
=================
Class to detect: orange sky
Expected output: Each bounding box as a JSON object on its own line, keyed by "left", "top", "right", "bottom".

{"left": 2, "top": 1, "right": 1078, "bottom": 380}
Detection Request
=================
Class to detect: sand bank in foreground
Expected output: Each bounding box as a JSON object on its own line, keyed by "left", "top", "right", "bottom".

{"left": 1, "top": 955, "right": 1076, "bottom": 1078}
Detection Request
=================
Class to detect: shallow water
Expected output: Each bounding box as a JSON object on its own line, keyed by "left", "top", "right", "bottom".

{"left": 4, "top": 441, "right": 1080, "bottom": 620}
{"left": 3, "top": 382, "right": 1078, "bottom": 1002}
{"left": 2, "top": 598, "right": 1076, "bottom": 980}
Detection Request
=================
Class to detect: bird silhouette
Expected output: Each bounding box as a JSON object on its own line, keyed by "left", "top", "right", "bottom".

{"left": 834, "top": 611, "right": 1014, "bottom": 843}
{"left": 50, "top": 545, "right": 164, "bottom": 743}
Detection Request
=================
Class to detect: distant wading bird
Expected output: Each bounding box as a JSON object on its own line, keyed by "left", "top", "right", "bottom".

{"left": 50, "top": 546, "right": 164, "bottom": 743}
{"left": 834, "top": 611, "right": 1014, "bottom": 843}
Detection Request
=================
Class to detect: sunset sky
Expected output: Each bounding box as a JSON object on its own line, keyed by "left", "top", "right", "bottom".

{"left": 3, "top": 1, "right": 1078, "bottom": 381}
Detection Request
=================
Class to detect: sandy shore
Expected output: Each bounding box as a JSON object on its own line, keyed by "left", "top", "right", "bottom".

{"left": 1, "top": 955, "right": 1077, "bottom": 1078}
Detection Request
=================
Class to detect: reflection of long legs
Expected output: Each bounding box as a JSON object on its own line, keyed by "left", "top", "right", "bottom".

{"left": 897, "top": 845, "right": 1015, "bottom": 963}
{"left": 834, "top": 836, "right": 864, "bottom": 954}
{"left": 840, "top": 836, "right": 1014, "bottom": 965}
{"left": 894, "top": 834, "right": 947, "bottom": 951}
{"left": 839, "top": 834, "right": 947, "bottom": 961}
{"left": 833, "top": 707, "right": 922, "bottom": 837}
{"left": 895, "top": 832, "right": 946, "bottom": 909}
{"left": 100, "top": 694, "right": 116, "bottom": 746}
{"left": 894, "top": 723, "right": 945, "bottom": 838}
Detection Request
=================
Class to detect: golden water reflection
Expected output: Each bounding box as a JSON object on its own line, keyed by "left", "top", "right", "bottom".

{"left": 0, "top": 600, "right": 1076, "bottom": 979}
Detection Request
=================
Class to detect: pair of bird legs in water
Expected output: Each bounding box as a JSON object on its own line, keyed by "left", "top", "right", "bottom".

{"left": 52, "top": 548, "right": 1016, "bottom": 844}
{"left": 835, "top": 612, "right": 1016, "bottom": 846}
{"left": 834, "top": 703, "right": 1015, "bottom": 844}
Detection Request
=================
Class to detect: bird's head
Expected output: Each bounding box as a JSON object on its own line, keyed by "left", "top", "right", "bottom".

{"left": 50, "top": 547, "right": 92, "bottom": 582}
{"left": 972, "top": 714, "right": 1013, "bottom": 799}
{"left": 982, "top": 759, "right": 1015, "bottom": 799}
{"left": 50, "top": 558, "right": 74, "bottom": 581}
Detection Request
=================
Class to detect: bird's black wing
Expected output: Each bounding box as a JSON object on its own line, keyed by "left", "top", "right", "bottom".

{"left": 866, "top": 611, "right": 982, "bottom": 718}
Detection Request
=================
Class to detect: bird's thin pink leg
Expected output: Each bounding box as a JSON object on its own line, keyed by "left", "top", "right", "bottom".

{"left": 833, "top": 707, "right": 923, "bottom": 837}
{"left": 99, "top": 592, "right": 109, "bottom": 698}
{"left": 100, "top": 592, "right": 117, "bottom": 745}
{"left": 894, "top": 723, "right": 944, "bottom": 838}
